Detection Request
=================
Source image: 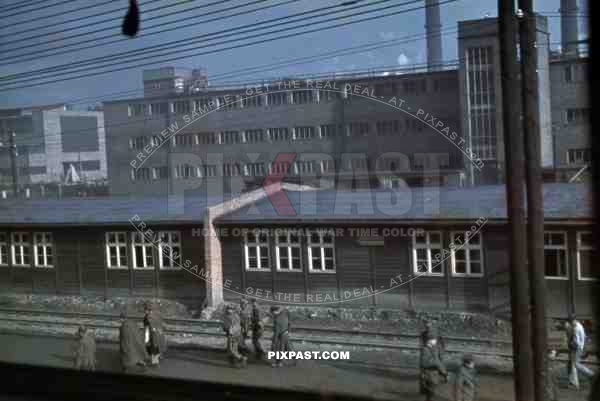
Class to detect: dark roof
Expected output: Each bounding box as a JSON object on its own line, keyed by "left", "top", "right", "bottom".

{"left": 216, "top": 184, "right": 591, "bottom": 223}
{"left": 0, "top": 194, "right": 231, "bottom": 226}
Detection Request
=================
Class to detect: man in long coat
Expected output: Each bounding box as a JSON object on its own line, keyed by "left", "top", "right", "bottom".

{"left": 454, "top": 354, "right": 478, "bottom": 401}
{"left": 420, "top": 337, "right": 448, "bottom": 401}
{"left": 119, "top": 310, "right": 148, "bottom": 373}
{"left": 250, "top": 298, "right": 266, "bottom": 358}
{"left": 143, "top": 302, "right": 167, "bottom": 366}
{"left": 270, "top": 305, "right": 292, "bottom": 368}
{"left": 222, "top": 304, "right": 247, "bottom": 368}
{"left": 74, "top": 325, "right": 96, "bottom": 371}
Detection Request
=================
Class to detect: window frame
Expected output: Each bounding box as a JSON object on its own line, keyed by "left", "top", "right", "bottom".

{"left": 576, "top": 231, "right": 595, "bottom": 281}
{"left": 0, "top": 233, "right": 7, "bottom": 266}
{"left": 243, "top": 231, "right": 271, "bottom": 271}
{"left": 543, "top": 231, "right": 569, "bottom": 280}
{"left": 412, "top": 231, "right": 444, "bottom": 276}
{"left": 307, "top": 230, "right": 336, "bottom": 273}
{"left": 11, "top": 232, "right": 31, "bottom": 267}
{"left": 33, "top": 232, "right": 54, "bottom": 268}
{"left": 131, "top": 232, "right": 155, "bottom": 270}
{"left": 275, "top": 231, "right": 303, "bottom": 272}
{"left": 450, "top": 231, "right": 484, "bottom": 278}
{"left": 105, "top": 232, "right": 128, "bottom": 269}
{"left": 158, "top": 231, "right": 182, "bottom": 270}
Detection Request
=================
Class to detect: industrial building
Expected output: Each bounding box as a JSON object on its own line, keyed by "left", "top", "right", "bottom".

{"left": 0, "top": 104, "right": 107, "bottom": 196}
{"left": 103, "top": 4, "right": 590, "bottom": 195}
{"left": 0, "top": 183, "right": 594, "bottom": 318}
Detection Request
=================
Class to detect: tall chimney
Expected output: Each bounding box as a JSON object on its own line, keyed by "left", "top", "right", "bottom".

{"left": 560, "top": 0, "right": 579, "bottom": 56}
{"left": 425, "top": 0, "right": 443, "bottom": 71}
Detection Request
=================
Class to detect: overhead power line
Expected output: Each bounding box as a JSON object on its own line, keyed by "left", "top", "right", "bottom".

{"left": 0, "top": 0, "right": 78, "bottom": 17}
{"left": 0, "top": 0, "right": 416, "bottom": 85}
{"left": 0, "top": 0, "right": 202, "bottom": 48}
{"left": 0, "top": 0, "right": 288, "bottom": 66}
{"left": 0, "top": 0, "right": 459, "bottom": 93}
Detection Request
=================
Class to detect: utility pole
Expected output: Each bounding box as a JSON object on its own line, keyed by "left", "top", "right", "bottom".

{"left": 498, "top": 1, "right": 535, "bottom": 401}
{"left": 518, "top": 2, "right": 549, "bottom": 401}
{"left": 9, "top": 131, "right": 18, "bottom": 198}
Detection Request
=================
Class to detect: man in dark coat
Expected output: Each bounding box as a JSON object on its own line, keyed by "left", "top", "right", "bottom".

{"left": 271, "top": 305, "right": 292, "bottom": 368}
{"left": 454, "top": 354, "right": 478, "bottom": 401}
{"left": 250, "top": 298, "right": 266, "bottom": 358}
{"left": 143, "top": 302, "right": 167, "bottom": 366}
{"left": 74, "top": 325, "right": 96, "bottom": 371}
{"left": 222, "top": 304, "right": 247, "bottom": 368}
{"left": 119, "top": 311, "right": 148, "bottom": 373}
{"left": 420, "top": 338, "right": 448, "bottom": 401}
{"left": 239, "top": 297, "right": 251, "bottom": 340}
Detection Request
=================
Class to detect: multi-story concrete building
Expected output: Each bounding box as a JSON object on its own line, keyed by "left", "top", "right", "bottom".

{"left": 143, "top": 67, "right": 209, "bottom": 98}
{"left": 0, "top": 105, "right": 106, "bottom": 188}
{"left": 104, "top": 67, "right": 465, "bottom": 197}
{"left": 549, "top": 54, "right": 590, "bottom": 182}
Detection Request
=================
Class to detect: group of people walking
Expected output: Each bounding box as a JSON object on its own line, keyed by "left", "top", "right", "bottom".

{"left": 222, "top": 297, "right": 292, "bottom": 368}
{"left": 73, "top": 302, "right": 167, "bottom": 373}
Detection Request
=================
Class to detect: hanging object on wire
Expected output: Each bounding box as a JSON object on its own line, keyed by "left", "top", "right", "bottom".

{"left": 122, "top": 0, "right": 140, "bottom": 37}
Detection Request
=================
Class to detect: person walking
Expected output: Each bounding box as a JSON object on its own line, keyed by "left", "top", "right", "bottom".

{"left": 420, "top": 337, "right": 448, "bottom": 401}
{"left": 143, "top": 302, "right": 167, "bottom": 366}
{"left": 73, "top": 325, "right": 96, "bottom": 371}
{"left": 250, "top": 298, "right": 266, "bottom": 358}
{"left": 454, "top": 354, "right": 477, "bottom": 401}
{"left": 222, "top": 304, "right": 247, "bottom": 368}
{"left": 119, "top": 310, "right": 148, "bottom": 373}
{"left": 270, "top": 305, "right": 292, "bottom": 368}
{"left": 568, "top": 315, "right": 594, "bottom": 390}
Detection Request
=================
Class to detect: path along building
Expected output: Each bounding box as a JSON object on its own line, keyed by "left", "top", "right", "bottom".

{"left": 0, "top": 183, "right": 595, "bottom": 318}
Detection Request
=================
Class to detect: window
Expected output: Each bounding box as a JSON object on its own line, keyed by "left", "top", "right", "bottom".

{"left": 203, "top": 165, "right": 218, "bottom": 177}
{"left": 34, "top": 233, "right": 53, "bottom": 268}
{"left": 348, "top": 122, "right": 369, "bottom": 137}
{"left": 244, "top": 162, "right": 266, "bottom": 177}
{"left": 130, "top": 135, "right": 161, "bottom": 151}
{"left": 128, "top": 104, "right": 145, "bottom": 117}
{"left": 244, "top": 231, "right": 270, "bottom": 270}
{"left": 267, "top": 92, "right": 288, "bottom": 106}
{"left": 268, "top": 127, "right": 290, "bottom": 141}
{"left": 346, "top": 158, "right": 368, "bottom": 171}
{"left": 198, "top": 132, "right": 217, "bottom": 145}
{"left": 220, "top": 131, "right": 240, "bottom": 145}
{"left": 149, "top": 103, "right": 168, "bottom": 115}
{"left": 564, "top": 65, "right": 574, "bottom": 82}
{"left": 376, "top": 120, "right": 400, "bottom": 136}
{"left": 173, "top": 100, "right": 191, "bottom": 114}
{"left": 320, "top": 124, "right": 338, "bottom": 138}
{"left": 293, "top": 160, "right": 315, "bottom": 175}
{"left": 131, "top": 167, "right": 151, "bottom": 182}
{"left": 577, "top": 231, "right": 594, "bottom": 280}
{"left": 413, "top": 232, "right": 443, "bottom": 276}
{"left": 11, "top": 233, "right": 30, "bottom": 266}
{"left": 321, "top": 159, "right": 336, "bottom": 173}
{"left": 383, "top": 176, "right": 402, "bottom": 189}
{"left": 450, "top": 232, "right": 483, "bottom": 277}
{"left": 0, "top": 233, "right": 8, "bottom": 266}
{"left": 566, "top": 108, "right": 590, "bottom": 124}
{"left": 159, "top": 232, "right": 181, "bottom": 269}
{"left": 242, "top": 95, "right": 262, "bottom": 108}
{"left": 294, "top": 126, "right": 315, "bottom": 140}
{"left": 308, "top": 230, "right": 335, "bottom": 272}
{"left": 269, "top": 162, "right": 291, "bottom": 176}
{"left": 544, "top": 232, "right": 568, "bottom": 279}
{"left": 194, "top": 97, "right": 212, "bottom": 111}
{"left": 217, "top": 96, "right": 239, "bottom": 111}
{"left": 174, "top": 164, "right": 200, "bottom": 179}
{"left": 318, "top": 90, "right": 338, "bottom": 102}
{"left": 276, "top": 231, "right": 302, "bottom": 271}
{"left": 174, "top": 134, "right": 198, "bottom": 147}
{"left": 244, "top": 129, "right": 264, "bottom": 144}
{"left": 223, "top": 162, "right": 241, "bottom": 177}
{"left": 106, "top": 232, "right": 128, "bottom": 269}
{"left": 567, "top": 148, "right": 591, "bottom": 165}
{"left": 292, "top": 90, "right": 313, "bottom": 104}
{"left": 152, "top": 166, "right": 168, "bottom": 180}
{"left": 132, "top": 232, "right": 154, "bottom": 269}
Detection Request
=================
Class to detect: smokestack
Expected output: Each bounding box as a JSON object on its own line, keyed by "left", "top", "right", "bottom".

{"left": 560, "top": 0, "right": 579, "bottom": 56}
{"left": 425, "top": 0, "right": 443, "bottom": 71}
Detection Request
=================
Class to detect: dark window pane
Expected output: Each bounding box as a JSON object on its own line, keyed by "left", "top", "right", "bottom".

{"left": 455, "top": 261, "right": 467, "bottom": 274}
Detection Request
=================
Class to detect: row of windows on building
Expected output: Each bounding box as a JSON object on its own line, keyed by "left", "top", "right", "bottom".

{"left": 239, "top": 229, "right": 594, "bottom": 280}
{"left": 0, "top": 230, "right": 593, "bottom": 280}
{"left": 0, "top": 232, "right": 182, "bottom": 270}
{"left": 131, "top": 155, "right": 451, "bottom": 182}
{"left": 127, "top": 77, "right": 457, "bottom": 117}
{"left": 567, "top": 148, "right": 591, "bottom": 165}
{"left": 563, "top": 63, "right": 589, "bottom": 83}
{"left": 128, "top": 120, "right": 433, "bottom": 152}
{"left": 565, "top": 108, "right": 591, "bottom": 125}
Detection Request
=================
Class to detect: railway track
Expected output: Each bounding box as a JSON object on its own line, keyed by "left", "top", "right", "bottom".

{"left": 0, "top": 306, "right": 587, "bottom": 363}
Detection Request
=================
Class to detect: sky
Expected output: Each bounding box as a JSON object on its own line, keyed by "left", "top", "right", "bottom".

{"left": 0, "top": 0, "right": 589, "bottom": 109}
